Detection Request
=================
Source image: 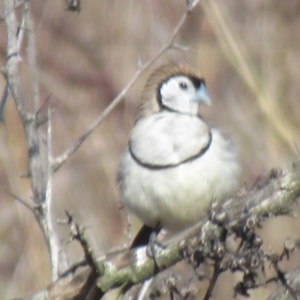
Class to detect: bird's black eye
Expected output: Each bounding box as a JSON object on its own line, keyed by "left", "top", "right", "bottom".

{"left": 179, "top": 82, "right": 188, "bottom": 90}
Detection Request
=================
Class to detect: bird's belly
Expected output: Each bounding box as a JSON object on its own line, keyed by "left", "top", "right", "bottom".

{"left": 119, "top": 142, "right": 240, "bottom": 232}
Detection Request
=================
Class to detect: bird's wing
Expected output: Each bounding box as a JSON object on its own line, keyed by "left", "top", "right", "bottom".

{"left": 129, "top": 113, "right": 211, "bottom": 168}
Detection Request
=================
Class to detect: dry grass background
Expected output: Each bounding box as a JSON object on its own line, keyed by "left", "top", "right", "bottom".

{"left": 0, "top": 0, "right": 300, "bottom": 299}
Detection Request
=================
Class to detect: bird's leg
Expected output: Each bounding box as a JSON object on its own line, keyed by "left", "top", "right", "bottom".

{"left": 130, "top": 225, "right": 154, "bottom": 249}
{"left": 130, "top": 223, "right": 164, "bottom": 267}
{"left": 146, "top": 229, "right": 162, "bottom": 257}
{"left": 145, "top": 224, "right": 165, "bottom": 273}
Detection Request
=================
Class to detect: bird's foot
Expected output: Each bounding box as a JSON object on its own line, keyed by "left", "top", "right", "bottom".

{"left": 146, "top": 231, "right": 165, "bottom": 271}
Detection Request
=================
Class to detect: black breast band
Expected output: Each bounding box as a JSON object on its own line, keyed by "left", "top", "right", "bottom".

{"left": 128, "top": 130, "right": 212, "bottom": 170}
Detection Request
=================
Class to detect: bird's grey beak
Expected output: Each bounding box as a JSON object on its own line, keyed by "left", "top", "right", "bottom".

{"left": 195, "top": 85, "right": 211, "bottom": 105}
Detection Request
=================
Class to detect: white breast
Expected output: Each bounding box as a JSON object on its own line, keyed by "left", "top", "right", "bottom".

{"left": 118, "top": 113, "right": 240, "bottom": 232}
{"left": 129, "top": 112, "right": 210, "bottom": 167}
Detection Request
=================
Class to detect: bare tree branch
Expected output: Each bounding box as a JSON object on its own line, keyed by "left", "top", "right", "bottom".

{"left": 45, "top": 108, "right": 64, "bottom": 280}
{"left": 10, "top": 192, "right": 35, "bottom": 212}
{"left": 3, "top": 0, "right": 62, "bottom": 280}
{"left": 0, "top": 1, "right": 26, "bottom": 122}
{"left": 4, "top": 0, "right": 46, "bottom": 203}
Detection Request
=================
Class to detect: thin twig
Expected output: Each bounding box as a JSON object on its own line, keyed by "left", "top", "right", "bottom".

{"left": 35, "top": 94, "right": 51, "bottom": 117}
{"left": 0, "top": 84, "right": 9, "bottom": 122}
{"left": 9, "top": 192, "right": 35, "bottom": 212}
{"left": 136, "top": 278, "right": 153, "bottom": 300}
{"left": 58, "top": 259, "right": 87, "bottom": 278}
{"left": 203, "top": 260, "right": 222, "bottom": 300}
{"left": 25, "top": 2, "right": 40, "bottom": 112}
{"left": 271, "top": 258, "right": 298, "bottom": 300}
{"left": 0, "top": 0, "right": 25, "bottom": 21}
{"left": 0, "top": 4, "right": 26, "bottom": 121}
{"left": 45, "top": 107, "right": 64, "bottom": 280}
{"left": 171, "top": 43, "right": 198, "bottom": 55}
{"left": 52, "top": 0, "right": 200, "bottom": 172}
{"left": 63, "top": 211, "right": 104, "bottom": 276}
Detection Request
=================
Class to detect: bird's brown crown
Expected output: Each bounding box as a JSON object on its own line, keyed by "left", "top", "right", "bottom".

{"left": 136, "top": 64, "right": 203, "bottom": 120}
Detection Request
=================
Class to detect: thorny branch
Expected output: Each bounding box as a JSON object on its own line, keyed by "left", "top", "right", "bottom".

{"left": 61, "top": 211, "right": 104, "bottom": 275}
{"left": 15, "top": 160, "right": 300, "bottom": 300}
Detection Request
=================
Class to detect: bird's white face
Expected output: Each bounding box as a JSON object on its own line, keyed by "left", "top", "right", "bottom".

{"left": 160, "top": 75, "right": 211, "bottom": 115}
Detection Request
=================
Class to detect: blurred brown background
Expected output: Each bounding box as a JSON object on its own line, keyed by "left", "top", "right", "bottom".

{"left": 0, "top": 0, "right": 300, "bottom": 299}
